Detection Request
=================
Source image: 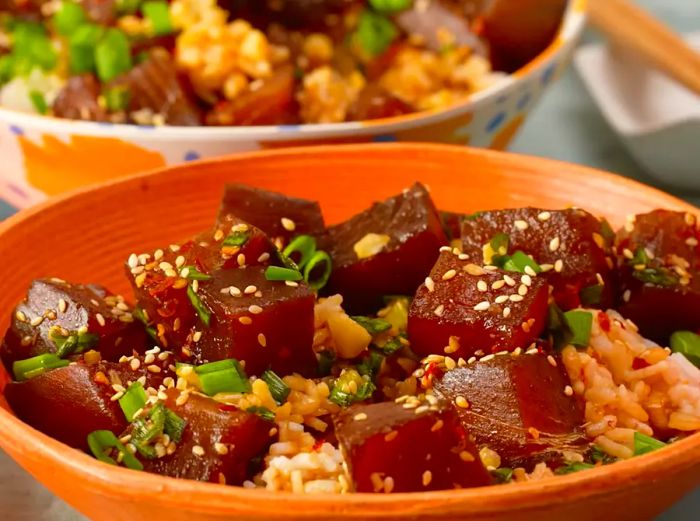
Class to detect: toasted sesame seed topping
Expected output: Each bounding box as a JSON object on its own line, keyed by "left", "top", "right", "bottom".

{"left": 549, "top": 236, "right": 560, "bottom": 252}
{"left": 175, "top": 256, "right": 185, "bottom": 268}
{"left": 503, "top": 274, "right": 516, "bottom": 287}
{"left": 281, "top": 217, "right": 296, "bottom": 231}
{"left": 473, "top": 301, "right": 490, "bottom": 311}
{"left": 130, "top": 358, "right": 141, "bottom": 371}
{"left": 439, "top": 246, "right": 451, "bottom": 253}
{"left": 384, "top": 476, "right": 395, "bottom": 494}
{"left": 384, "top": 430, "right": 398, "bottom": 442}
{"left": 564, "top": 385, "right": 574, "bottom": 396}
{"left": 623, "top": 289, "right": 631, "bottom": 302}
{"left": 285, "top": 280, "right": 299, "bottom": 287}
{"left": 214, "top": 229, "right": 225, "bottom": 242}
{"left": 596, "top": 272, "right": 605, "bottom": 285}
{"left": 503, "top": 307, "right": 511, "bottom": 318}
{"left": 494, "top": 295, "right": 508, "bottom": 304}
{"left": 237, "top": 254, "right": 246, "bottom": 266}
{"left": 477, "top": 280, "right": 488, "bottom": 292}
{"left": 422, "top": 470, "right": 432, "bottom": 487}
{"left": 257, "top": 333, "right": 267, "bottom": 347}
{"left": 214, "top": 442, "right": 229, "bottom": 455}
{"left": 480, "top": 354, "right": 495, "bottom": 362}
{"left": 258, "top": 252, "right": 271, "bottom": 263}
{"left": 110, "top": 391, "right": 124, "bottom": 402}
{"left": 239, "top": 316, "right": 253, "bottom": 325}
{"left": 623, "top": 248, "right": 634, "bottom": 259}
{"left": 540, "top": 263, "right": 554, "bottom": 272}
{"left": 144, "top": 353, "right": 155, "bottom": 364}
{"left": 514, "top": 220, "right": 529, "bottom": 231}
{"left": 431, "top": 419, "right": 444, "bottom": 432}
{"left": 248, "top": 305, "right": 263, "bottom": 315}
{"left": 192, "top": 280, "right": 199, "bottom": 293}
{"left": 547, "top": 355, "right": 557, "bottom": 367}
{"left": 153, "top": 249, "right": 164, "bottom": 261}
{"left": 517, "top": 284, "right": 528, "bottom": 296}
{"left": 433, "top": 304, "right": 445, "bottom": 316}
{"left": 552, "top": 259, "right": 563, "bottom": 273}
{"left": 458, "top": 253, "right": 469, "bottom": 260}
{"left": 442, "top": 269, "right": 457, "bottom": 281}
{"left": 424, "top": 277, "right": 435, "bottom": 292}
{"left": 492, "top": 280, "right": 506, "bottom": 290}
{"left": 15, "top": 311, "right": 26, "bottom": 323}
{"left": 354, "top": 412, "right": 368, "bottom": 421}
{"left": 459, "top": 450, "right": 475, "bottom": 462}
{"left": 455, "top": 396, "right": 469, "bottom": 408}
{"left": 444, "top": 336, "right": 460, "bottom": 354}
{"left": 524, "top": 265, "right": 537, "bottom": 277}
{"left": 537, "top": 211, "right": 551, "bottom": 221}
{"left": 244, "top": 285, "right": 257, "bottom": 295}
{"left": 30, "top": 316, "right": 43, "bottom": 327}
{"left": 147, "top": 364, "right": 161, "bottom": 373}
{"left": 128, "top": 254, "right": 139, "bottom": 269}
{"left": 464, "top": 264, "right": 485, "bottom": 276}
{"left": 192, "top": 445, "right": 205, "bottom": 457}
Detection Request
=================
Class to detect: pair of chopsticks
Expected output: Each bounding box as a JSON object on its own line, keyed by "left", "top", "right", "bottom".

{"left": 588, "top": 0, "right": 700, "bottom": 96}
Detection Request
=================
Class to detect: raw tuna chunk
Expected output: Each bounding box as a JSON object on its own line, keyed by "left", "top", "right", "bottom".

{"left": 616, "top": 210, "right": 700, "bottom": 342}
{"left": 52, "top": 75, "right": 108, "bottom": 121}
{"left": 1, "top": 278, "right": 147, "bottom": 372}
{"left": 193, "top": 266, "right": 317, "bottom": 376}
{"left": 5, "top": 358, "right": 162, "bottom": 450}
{"left": 461, "top": 208, "right": 616, "bottom": 310}
{"left": 407, "top": 251, "right": 549, "bottom": 359}
{"left": 126, "top": 217, "right": 277, "bottom": 352}
{"left": 434, "top": 352, "right": 585, "bottom": 468}
{"left": 334, "top": 400, "right": 491, "bottom": 492}
{"left": 136, "top": 389, "right": 274, "bottom": 485}
{"left": 325, "top": 183, "right": 448, "bottom": 313}
{"left": 217, "top": 184, "right": 325, "bottom": 249}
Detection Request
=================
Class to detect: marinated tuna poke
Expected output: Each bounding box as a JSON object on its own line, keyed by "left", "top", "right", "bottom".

{"left": 0, "top": 0, "right": 566, "bottom": 125}
{"left": 3, "top": 182, "right": 700, "bottom": 494}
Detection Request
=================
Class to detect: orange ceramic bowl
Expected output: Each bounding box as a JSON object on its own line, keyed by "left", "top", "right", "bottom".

{"left": 0, "top": 144, "right": 699, "bottom": 521}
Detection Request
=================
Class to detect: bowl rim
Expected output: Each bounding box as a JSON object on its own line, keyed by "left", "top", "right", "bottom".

{"left": 0, "top": 0, "right": 586, "bottom": 140}
{"left": 1, "top": 142, "right": 699, "bottom": 516}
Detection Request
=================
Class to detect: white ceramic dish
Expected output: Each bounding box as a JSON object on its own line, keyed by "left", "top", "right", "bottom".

{"left": 574, "top": 32, "right": 700, "bottom": 190}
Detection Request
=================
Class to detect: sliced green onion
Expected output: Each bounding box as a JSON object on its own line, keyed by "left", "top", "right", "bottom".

{"left": 13, "top": 353, "right": 69, "bottom": 381}
{"left": 357, "top": 350, "right": 384, "bottom": 380}
{"left": 130, "top": 403, "right": 166, "bottom": 459}
{"left": 265, "top": 266, "right": 303, "bottom": 282}
{"left": 116, "top": 0, "right": 142, "bottom": 14}
{"left": 303, "top": 250, "right": 332, "bottom": 291}
{"left": 489, "top": 232, "right": 510, "bottom": 257}
{"left": 119, "top": 382, "right": 147, "bottom": 422}
{"left": 195, "top": 359, "right": 251, "bottom": 395}
{"left": 547, "top": 303, "right": 573, "bottom": 350}
{"left": 187, "top": 284, "right": 211, "bottom": 327}
{"left": 69, "top": 24, "right": 104, "bottom": 74}
{"left": 10, "top": 21, "right": 58, "bottom": 72}
{"left": 103, "top": 85, "right": 131, "bottom": 112}
{"left": 554, "top": 462, "right": 595, "bottom": 475}
{"left": 670, "top": 331, "right": 700, "bottom": 367}
{"left": 53, "top": 1, "right": 86, "bottom": 36}
{"left": 261, "top": 370, "right": 290, "bottom": 404}
{"left": 29, "top": 90, "right": 48, "bottom": 114}
{"left": 317, "top": 350, "right": 335, "bottom": 377}
{"left": 328, "top": 386, "right": 354, "bottom": 407}
{"left": 141, "top": 0, "right": 173, "bottom": 36}
{"left": 164, "top": 407, "right": 187, "bottom": 443}
{"left": 502, "top": 250, "right": 542, "bottom": 274}
{"left": 490, "top": 467, "right": 513, "bottom": 483}
{"left": 633, "top": 267, "right": 679, "bottom": 287}
{"left": 629, "top": 247, "right": 649, "bottom": 267}
{"left": 590, "top": 445, "right": 617, "bottom": 464}
{"left": 246, "top": 405, "right": 275, "bottom": 422}
{"left": 95, "top": 28, "right": 133, "bottom": 82}
{"left": 282, "top": 235, "right": 317, "bottom": 269}
{"left": 87, "top": 430, "right": 143, "bottom": 470}
{"left": 579, "top": 284, "right": 603, "bottom": 306}
{"left": 223, "top": 231, "right": 249, "bottom": 247}
{"left": 49, "top": 326, "right": 99, "bottom": 358}
{"left": 0, "top": 55, "right": 14, "bottom": 84}
{"left": 351, "top": 316, "right": 391, "bottom": 335}
{"left": 563, "top": 310, "right": 593, "bottom": 347}
{"left": 180, "top": 265, "right": 212, "bottom": 281}
{"left": 369, "top": 0, "right": 413, "bottom": 12}
{"left": 378, "top": 334, "right": 405, "bottom": 355}
{"left": 599, "top": 219, "right": 615, "bottom": 244}
{"left": 633, "top": 432, "right": 666, "bottom": 456}
{"left": 355, "top": 9, "right": 397, "bottom": 57}
{"left": 329, "top": 369, "right": 376, "bottom": 407}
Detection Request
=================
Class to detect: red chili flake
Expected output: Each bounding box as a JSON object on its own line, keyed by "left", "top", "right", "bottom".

{"left": 218, "top": 404, "right": 238, "bottom": 412}
{"left": 312, "top": 438, "right": 325, "bottom": 451}
{"left": 632, "top": 357, "right": 650, "bottom": 370}
{"left": 598, "top": 311, "right": 611, "bottom": 332}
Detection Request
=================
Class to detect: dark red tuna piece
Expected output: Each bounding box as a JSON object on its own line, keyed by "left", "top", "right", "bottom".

{"left": 324, "top": 183, "right": 448, "bottom": 313}
{"left": 1, "top": 278, "right": 147, "bottom": 372}
{"left": 136, "top": 389, "right": 274, "bottom": 485}
{"left": 193, "top": 266, "right": 317, "bottom": 376}
{"left": 5, "top": 358, "right": 162, "bottom": 450}
{"left": 461, "top": 207, "right": 616, "bottom": 310}
{"left": 217, "top": 184, "right": 325, "bottom": 249}
{"left": 126, "top": 217, "right": 277, "bottom": 352}
{"left": 434, "top": 352, "right": 585, "bottom": 468}
{"left": 52, "top": 74, "right": 108, "bottom": 122}
{"left": 110, "top": 47, "right": 202, "bottom": 126}
{"left": 205, "top": 64, "right": 297, "bottom": 126}
{"left": 615, "top": 210, "right": 700, "bottom": 343}
{"left": 334, "top": 400, "right": 491, "bottom": 492}
{"left": 408, "top": 251, "right": 549, "bottom": 360}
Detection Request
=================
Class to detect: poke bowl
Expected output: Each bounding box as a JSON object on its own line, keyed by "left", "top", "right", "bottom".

{"left": 0, "top": 0, "right": 586, "bottom": 208}
{"left": 1, "top": 143, "right": 700, "bottom": 521}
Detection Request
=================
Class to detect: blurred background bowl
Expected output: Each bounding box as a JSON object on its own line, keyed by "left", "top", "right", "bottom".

{"left": 0, "top": 0, "right": 586, "bottom": 209}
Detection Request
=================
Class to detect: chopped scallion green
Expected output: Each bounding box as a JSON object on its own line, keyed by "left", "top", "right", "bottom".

{"left": 95, "top": 28, "right": 132, "bottom": 82}
{"left": 181, "top": 265, "right": 212, "bottom": 281}
{"left": 303, "top": 250, "right": 332, "bottom": 291}
{"left": 69, "top": 24, "right": 104, "bottom": 74}
{"left": 355, "top": 9, "right": 397, "bottom": 57}
{"left": 141, "top": 0, "right": 173, "bottom": 36}
{"left": 48, "top": 326, "right": 99, "bottom": 358}
{"left": 261, "top": 370, "right": 291, "bottom": 404}
{"left": 163, "top": 407, "right": 187, "bottom": 443}
{"left": 29, "top": 90, "right": 48, "bottom": 114}
{"left": 369, "top": 0, "right": 413, "bottom": 12}
{"left": 246, "top": 405, "right": 275, "bottom": 422}
{"left": 103, "top": 85, "right": 131, "bottom": 112}
{"left": 265, "top": 265, "right": 303, "bottom": 282}
{"left": 195, "top": 358, "right": 251, "bottom": 395}
{"left": 282, "top": 235, "right": 317, "bottom": 269}
{"left": 670, "top": 330, "right": 700, "bottom": 367}
{"left": 119, "top": 382, "right": 147, "bottom": 422}
{"left": 563, "top": 310, "right": 593, "bottom": 347}
{"left": 87, "top": 430, "right": 143, "bottom": 470}
{"left": 579, "top": 284, "right": 604, "bottom": 306}
{"left": 489, "top": 232, "right": 510, "bottom": 257}
{"left": 633, "top": 432, "right": 666, "bottom": 456}
{"left": 53, "top": 1, "right": 86, "bottom": 36}
{"left": 502, "top": 250, "right": 542, "bottom": 274}
{"left": 351, "top": 315, "right": 392, "bottom": 335}
{"left": 317, "top": 350, "right": 335, "bottom": 377}
{"left": 554, "top": 462, "right": 595, "bottom": 475}
{"left": 13, "top": 353, "right": 69, "bottom": 381}
{"left": 490, "top": 467, "right": 513, "bottom": 483}
{"left": 357, "top": 350, "right": 384, "bottom": 380}
{"left": 187, "top": 284, "right": 211, "bottom": 327}
{"left": 223, "top": 231, "right": 249, "bottom": 248}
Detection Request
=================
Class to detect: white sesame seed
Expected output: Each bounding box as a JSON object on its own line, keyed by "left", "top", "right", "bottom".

{"left": 181, "top": 267, "right": 191, "bottom": 279}
{"left": 464, "top": 264, "right": 485, "bottom": 276}
{"left": 257, "top": 333, "right": 267, "bottom": 347}
{"left": 214, "top": 229, "right": 225, "bottom": 242}
{"left": 439, "top": 246, "right": 451, "bottom": 253}
{"left": 623, "top": 289, "right": 631, "bottom": 302}
{"left": 285, "top": 280, "right": 299, "bottom": 287}
{"left": 147, "top": 365, "right": 161, "bottom": 373}
{"left": 473, "top": 301, "right": 490, "bottom": 311}
{"left": 175, "top": 256, "right": 185, "bottom": 268}
{"left": 244, "top": 285, "right": 257, "bottom": 295}
{"left": 239, "top": 316, "right": 253, "bottom": 325}
{"left": 518, "top": 284, "right": 528, "bottom": 296}
{"left": 433, "top": 304, "right": 445, "bottom": 316}
{"left": 144, "top": 353, "right": 155, "bottom": 364}
{"left": 503, "top": 275, "right": 516, "bottom": 286}
{"left": 686, "top": 237, "right": 699, "bottom": 247}
{"left": 623, "top": 248, "right": 634, "bottom": 259}
{"left": 492, "top": 280, "right": 506, "bottom": 290}
{"left": 503, "top": 307, "right": 511, "bottom": 318}
{"left": 454, "top": 396, "right": 469, "bottom": 408}
{"left": 192, "top": 279, "right": 199, "bottom": 293}
{"left": 281, "top": 217, "right": 296, "bottom": 231}
{"left": 354, "top": 412, "right": 368, "bottom": 421}
{"left": 540, "top": 263, "right": 554, "bottom": 272}
{"left": 549, "top": 237, "right": 560, "bottom": 252}
{"left": 596, "top": 272, "right": 605, "bottom": 286}
{"left": 480, "top": 354, "right": 495, "bottom": 362}
{"left": 230, "top": 286, "right": 242, "bottom": 296}
{"left": 169, "top": 244, "right": 180, "bottom": 252}
{"left": 237, "top": 254, "right": 246, "bottom": 266}
{"left": 193, "top": 331, "right": 202, "bottom": 342}
{"left": 442, "top": 269, "right": 457, "bottom": 281}
{"left": 521, "top": 274, "right": 532, "bottom": 286}
{"left": 458, "top": 253, "right": 469, "bottom": 260}
{"left": 248, "top": 305, "right": 263, "bottom": 315}
{"left": 130, "top": 358, "right": 141, "bottom": 371}
{"left": 547, "top": 355, "right": 557, "bottom": 367}
{"left": 214, "top": 442, "right": 229, "bottom": 455}
{"left": 477, "top": 280, "right": 488, "bottom": 292}
{"left": 153, "top": 249, "right": 164, "bottom": 261}
{"left": 524, "top": 265, "right": 537, "bottom": 277}
{"left": 128, "top": 254, "right": 139, "bottom": 269}
{"left": 554, "top": 259, "right": 564, "bottom": 272}
{"left": 258, "top": 252, "right": 271, "bottom": 263}
{"left": 514, "top": 220, "right": 529, "bottom": 231}
{"left": 564, "top": 385, "right": 574, "bottom": 396}
{"left": 15, "top": 310, "right": 27, "bottom": 322}
{"left": 495, "top": 295, "right": 509, "bottom": 304}
{"left": 425, "top": 277, "right": 435, "bottom": 292}
{"left": 422, "top": 470, "right": 432, "bottom": 487}
{"left": 192, "top": 445, "right": 205, "bottom": 457}
{"left": 537, "top": 211, "right": 551, "bottom": 221}
{"left": 30, "top": 316, "right": 43, "bottom": 327}
{"left": 509, "top": 294, "right": 524, "bottom": 302}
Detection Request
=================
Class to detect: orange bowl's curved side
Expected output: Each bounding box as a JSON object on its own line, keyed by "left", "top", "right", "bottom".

{"left": 0, "top": 143, "right": 699, "bottom": 521}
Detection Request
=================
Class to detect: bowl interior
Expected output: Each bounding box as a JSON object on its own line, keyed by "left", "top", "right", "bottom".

{"left": 0, "top": 143, "right": 699, "bottom": 520}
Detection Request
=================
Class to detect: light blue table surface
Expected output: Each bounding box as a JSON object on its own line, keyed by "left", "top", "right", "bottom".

{"left": 1, "top": 1, "right": 699, "bottom": 519}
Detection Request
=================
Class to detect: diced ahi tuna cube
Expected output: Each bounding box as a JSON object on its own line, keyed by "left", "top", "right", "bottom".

{"left": 324, "top": 183, "right": 448, "bottom": 313}
{"left": 461, "top": 208, "right": 615, "bottom": 310}
{"left": 407, "top": 251, "right": 549, "bottom": 360}
{"left": 135, "top": 389, "right": 274, "bottom": 485}
{"left": 193, "top": 266, "right": 317, "bottom": 376}
{"left": 434, "top": 352, "right": 585, "bottom": 468}
{"left": 126, "top": 217, "right": 278, "bottom": 352}
{"left": 1, "top": 278, "right": 147, "bottom": 372}
{"left": 616, "top": 210, "right": 700, "bottom": 343}
{"left": 4, "top": 358, "right": 163, "bottom": 450}
{"left": 334, "top": 400, "right": 491, "bottom": 492}
{"left": 217, "top": 184, "right": 325, "bottom": 249}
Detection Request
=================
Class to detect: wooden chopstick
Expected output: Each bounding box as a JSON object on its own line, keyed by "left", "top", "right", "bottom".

{"left": 588, "top": 0, "right": 700, "bottom": 96}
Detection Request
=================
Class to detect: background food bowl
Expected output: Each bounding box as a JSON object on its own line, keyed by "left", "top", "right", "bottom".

{"left": 1, "top": 143, "right": 699, "bottom": 521}
{"left": 0, "top": 0, "right": 586, "bottom": 210}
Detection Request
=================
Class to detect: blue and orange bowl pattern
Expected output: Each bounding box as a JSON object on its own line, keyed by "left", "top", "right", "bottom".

{"left": 0, "top": 0, "right": 586, "bottom": 209}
